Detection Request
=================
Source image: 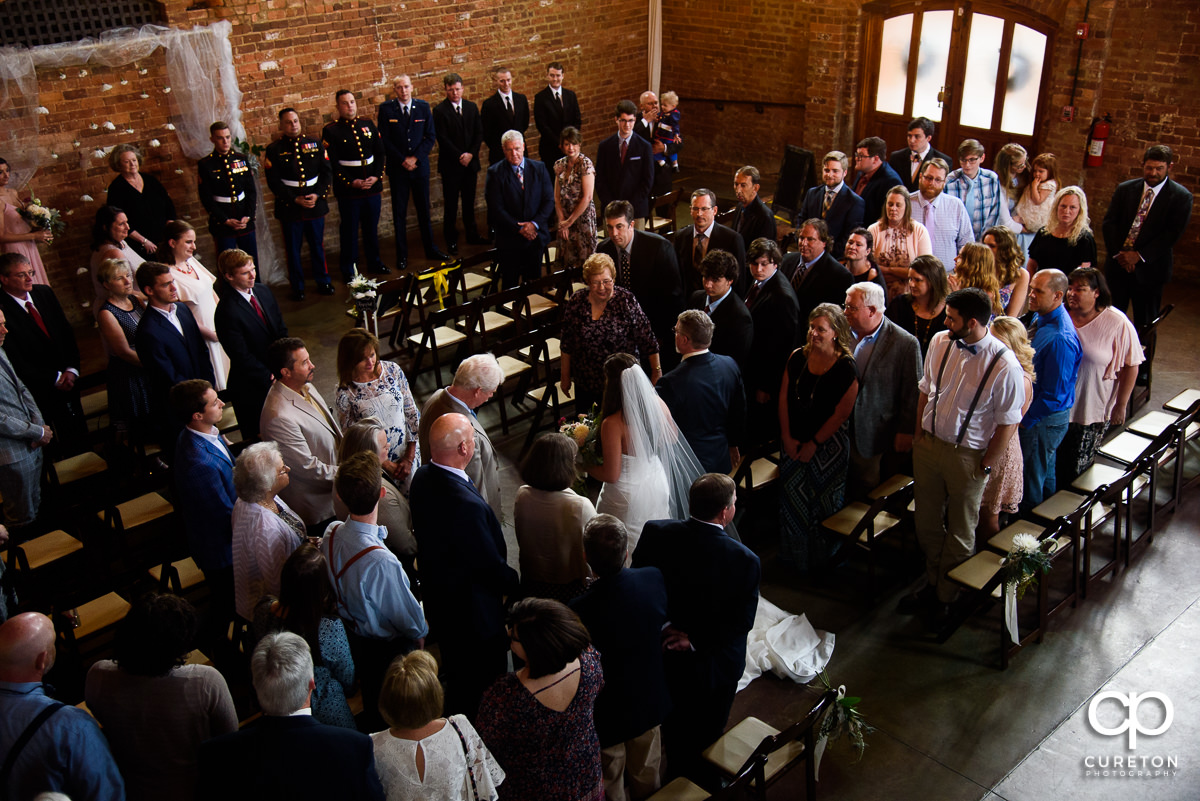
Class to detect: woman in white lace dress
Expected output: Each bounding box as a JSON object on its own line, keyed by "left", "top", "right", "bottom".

{"left": 372, "top": 650, "right": 504, "bottom": 801}
{"left": 334, "top": 329, "right": 421, "bottom": 492}
{"left": 586, "top": 353, "right": 704, "bottom": 550}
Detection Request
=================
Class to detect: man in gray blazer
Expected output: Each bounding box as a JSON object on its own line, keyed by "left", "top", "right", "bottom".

{"left": 416, "top": 354, "right": 504, "bottom": 520}
{"left": 259, "top": 337, "right": 342, "bottom": 533}
{"left": 843, "top": 282, "right": 922, "bottom": 498}
{"left": 0, "top": 309, "right": 51, "bottom": 537}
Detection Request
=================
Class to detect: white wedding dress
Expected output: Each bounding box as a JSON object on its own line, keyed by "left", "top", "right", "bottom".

{"left": 596, "top": 366, "right": 704, "bottom": 550}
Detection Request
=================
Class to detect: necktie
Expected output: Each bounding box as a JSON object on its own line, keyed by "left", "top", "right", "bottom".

{"left": 822, "top": 188, "right": 835, "bottom": 218}
{"left": 516, "top": 164, "right": 524, "bottom": 188}
{"left": 620, "top": 138, "right": 628, "bottom": 163}
{"left": 505, "top": 96, "right": 513, "bottom": 116}
{"left": 619, "top": 248, "right": 631, "bottom": 287}
{"left": 456, "top": 105, "right": 462, "bottom": 117}
{"left": 923, "top": 201, "right": 935, "bottom": 238}
{"left": 555, "top": 91, "right": 562, "bottom": 109}
{"left": 954, "top": 339, "right": 978, "bottom": 355}
{"left": 693, "top": 232, "right": 706, "bottom": 267}
{"left": 854, "top": 172, "right": 869, "bottom": 196}
{"left": 911, "top": 152, "right": 922, "bottom": 181}
{"left": 704, "top": 301, "right": 712, "bottom": 316}
{"left": 744, "top": 281, "right": 761, "bottom": 307}
{"left": 249, "top": 294, "right": 265, "bottom": 322}
{"left": 1123, "top": 186, "right": 1155, "bottom": 250}
{"left": 25, "top": 301, "right": 48, "bottom": 337}
{"left": 303, "top": 387, "right": 341, "bottom": 443}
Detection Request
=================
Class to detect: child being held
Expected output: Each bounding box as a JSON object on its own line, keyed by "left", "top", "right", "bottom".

{"left": 1013, "top": 152, "right": 1058, "bottom": 235}
{"left": 654, "top": 91, "right": 682, "bottom": 171}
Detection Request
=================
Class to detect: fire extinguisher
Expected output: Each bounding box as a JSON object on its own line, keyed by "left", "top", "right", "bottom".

{"left": 1086, "top": 114, "right": 1111, "bottom": 168}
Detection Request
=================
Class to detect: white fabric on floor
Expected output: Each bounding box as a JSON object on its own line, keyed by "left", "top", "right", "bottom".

{"left": 738, "top": 596, "right": 836, "bottom": 692}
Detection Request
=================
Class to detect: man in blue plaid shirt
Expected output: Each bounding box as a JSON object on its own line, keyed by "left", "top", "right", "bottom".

{"left": 943, "top": 139, "right": 1004, "bottom": 241}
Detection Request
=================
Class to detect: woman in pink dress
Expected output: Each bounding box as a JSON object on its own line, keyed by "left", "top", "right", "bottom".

{"left": 979, "top": 316, "right": 1034, "bottom": 540}
{"left": 0, "top": 158, "right": 51, "bottom": 285}
{"left": 163, "top": 220, "right": 230, "bottom": 390}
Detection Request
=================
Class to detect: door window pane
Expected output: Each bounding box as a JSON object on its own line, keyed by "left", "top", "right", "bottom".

{"left": 959, "top": 14, "right": 1004, "bottom": 129}
{"left": 912, "top": 10, "right": 953, "bottom": 122}
{"left": 876, "top": 14, "right": 912, "bottom": 115}
{"left": 1001, "top": 24, "right": 1046, "bottom": 135}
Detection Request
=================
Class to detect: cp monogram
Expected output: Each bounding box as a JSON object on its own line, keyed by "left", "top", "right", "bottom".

{"left": 1087, "top": 690, "right": 1174, "bottom": 749}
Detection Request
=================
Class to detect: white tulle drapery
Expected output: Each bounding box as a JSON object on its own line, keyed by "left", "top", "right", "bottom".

{"left": 0, "top": 22, "right": 283, "bottom": 283}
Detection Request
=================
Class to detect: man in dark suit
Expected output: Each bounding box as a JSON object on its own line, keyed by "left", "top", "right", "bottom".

{"left": 1102, "top": 144, "right": 1194, "bottom": 361}
{"left": 0, "top": 309, "right": 49, "bottom": 536}
{"left": 658, "top": 311, "right": 746, "bottom": 474}
{"left": 596, "top": 200, "right": 684, "bottom": 363}
{"left": 732, "top": 165, "right": 777, "bottom": 248}
{"left": 571, "top": 515, "right": 671, "bottom": 800}
{"left": 432, "top": 72, "right": 487, "bottom": 254}
{"left": 852, "top": 136, "right": 905, "bottom": 226}
{"left": 170, "top": 379, "right": 236, "bottom": 653}
{"left": 134, "top": 262, "right": 216, "bottom": 459}
{"left": 0, "top": 254, "right": 85, "bottom": 451}
{"left": 843, "top": 282, "right": 922, "bottom": 497}
{"left": 674, "top": 188, "right": 748, "bottom": 296}
{"left": 799, "top": 151, "right": 865, "bottom": 259}
{"left": 533, "top": 61, "right": 582, "bottom": 166}
{"left": 888, "top": 116, "right": 953, "bottom": 192}
{"left": 633, "top": 91, "right": 676, "bottom": 200}
{"left": 379, "top": 74, "right": 449, "bottom": 269}
{"left": 744, "top": 238, "right": 801, "bottom": 447}
{"left": 596, "top": 100, "right": 655, "bottom": 221}
{"left": 485, "top": 130, "right": 554, "bottom": 288}
{"left": 781, "top": 219, "right": 854, "bottom": 325}
{"left": 197, "top": 632, "right": 385, "bottom": 801}
{"left": 632, "top": 474, "right": 760, "bottom": 778}
{"left": 410, "top": 413, "right": 519, "bottom": 719}
{"left": 481, "top": 67, "right": 530, "bottom": 167}
{"left": 689, "top": 250, "right": 752, "bottom": 369}
{"left": 213, "top": 250, "right": 287, "bottom": 443}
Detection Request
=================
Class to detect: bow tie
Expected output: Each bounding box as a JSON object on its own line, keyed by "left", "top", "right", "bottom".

{"left": 955, "top": 340, "right": 978, "bottom": 355}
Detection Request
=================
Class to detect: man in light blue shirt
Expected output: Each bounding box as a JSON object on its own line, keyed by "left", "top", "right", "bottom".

{"left": 909, "top": 159, "right": 975, "bottom": 271}
{"left": 321, "top": 450, "right": 426, "bottom": 731}
{"left": 0, "top": 612, "right": 125, "bottom": 801}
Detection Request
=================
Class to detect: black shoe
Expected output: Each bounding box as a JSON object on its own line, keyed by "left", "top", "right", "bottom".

{"left": 447, "top": 242, "right": 459, "bottom": 256}
{"left": 465, "top": 235, "right": 492, "bottom": 246}
{"left": 290, "top": 288, "right": 306, "bottom": 301}
{"left": 426, "top": 248, "right": 452, "bottom": 262}
{"left": 316, "top": 283, "right": 335, "bottom": 296}
{"left": 897, "top": 586, "right": 936, "bottom": 615}
{"left": 368, "top": 262, "right": 391, "bottom": 275}
{"left": 1135, "top": 372, "right": 1150, "bottom": 387}
{"left": 395, "top": 258, "right": 408, "bottom": 273}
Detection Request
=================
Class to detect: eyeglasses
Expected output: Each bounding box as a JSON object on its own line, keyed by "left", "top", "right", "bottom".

{"left": 277, "top": 465, "right": 291, "bottom": 476}
{"left": 5, "top": 271, "right": 34, "bottom": 280}
{"left": 588, "top": 279, "right": 614, "bottom": 288}
{"left": 843, "top": 304, "right": 863, "bottom": 313}
{"left": 690, "top": 206, "right": 713, "bottom": 213}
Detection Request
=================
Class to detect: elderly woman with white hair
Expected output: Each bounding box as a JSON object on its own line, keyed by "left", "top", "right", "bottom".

{"left": 418, "top": 353, "right": 506, "bottom": 516}
{"left": 232, "top": 442, "right": 304, "bottom": 621}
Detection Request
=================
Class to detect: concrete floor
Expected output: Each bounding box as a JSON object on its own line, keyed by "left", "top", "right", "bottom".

{"left": 266, "top": 205, "right": 1198, "bottom": 801}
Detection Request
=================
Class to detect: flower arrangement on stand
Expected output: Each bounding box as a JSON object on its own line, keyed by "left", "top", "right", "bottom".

{"left": 347, "top": 271, "right": 382, "bottom": 334}
{"left": 999, "top": 532, "right": 1055, "bottom": 643}
{"left": 19, "top": 197, "right": 66, "bottom": 241}
{"left": 559, "top": 404, "right": 602, "bottom": 495}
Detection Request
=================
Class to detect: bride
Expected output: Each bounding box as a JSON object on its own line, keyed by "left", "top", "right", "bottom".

{"left": 586, "top": 353, "right": 705, "bottom": 549}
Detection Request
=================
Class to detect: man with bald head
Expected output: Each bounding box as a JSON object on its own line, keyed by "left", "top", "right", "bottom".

{"left": 0, "top": 613, "right": 125, "bottom": 800}
{"left": 410, "top": 413, "right": 519, "bottom": 718}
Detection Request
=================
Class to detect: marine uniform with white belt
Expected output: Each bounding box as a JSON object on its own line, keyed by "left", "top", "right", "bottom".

{"left": 198, "top": 121, "right": 259, "bottom": 268}
{"left": 265, "top": 108, "right": 334, "bottom": 300}
{"left": 321, "top": 90, "right": 389, "bottom": 280}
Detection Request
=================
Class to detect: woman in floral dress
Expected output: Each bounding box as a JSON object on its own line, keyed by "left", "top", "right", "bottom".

{"left": 554, "top": 127, "right": 597, "bottom": 270}
{"left": 335, "top": 329, "right": 421, "bottom": 493}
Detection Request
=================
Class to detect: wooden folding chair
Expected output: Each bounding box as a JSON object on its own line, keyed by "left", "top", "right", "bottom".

{"left": 1126, "top": 303, "right": 1173, "bottom": 418}
{"left": 819, "top": 474, "right": 913, "bottom": 601}
{"left": 646, "top": 188, "right": 683, "bottom": 238}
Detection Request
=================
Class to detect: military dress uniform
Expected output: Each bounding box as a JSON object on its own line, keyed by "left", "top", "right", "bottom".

{"left": 321, "top": 115, "right": 388, "bottom": 280}
{"left": 378, "top": 96, "right": 443, "bottom": 268}
{"left": 264, "top": 133, "right": 333, "bottom": 297}
{"left": 197, "top": 148, "right": 259, "bottom": 266}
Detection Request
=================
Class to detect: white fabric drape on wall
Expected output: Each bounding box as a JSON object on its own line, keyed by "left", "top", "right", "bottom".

{"left": 648, "top": 0, "right": 662, "bottom": 95}
{"left": 0, "top": 23, "right": 283, "bottom": 283}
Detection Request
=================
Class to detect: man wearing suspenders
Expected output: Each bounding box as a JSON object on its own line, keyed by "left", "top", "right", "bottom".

{"left": 907, "top": 288, "right": 1025, "bottom": 627}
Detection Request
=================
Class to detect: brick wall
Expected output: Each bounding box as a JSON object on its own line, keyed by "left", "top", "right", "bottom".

{"left": 20, "top": 0, "right": 649, "bottom": 322}
{"left": 661, "top": 0, "right": 1200, "bottom": 281}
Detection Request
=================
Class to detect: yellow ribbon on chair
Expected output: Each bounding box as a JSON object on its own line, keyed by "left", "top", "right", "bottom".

{"left": 419, "top": 261, "right": 458, "bottom": 309}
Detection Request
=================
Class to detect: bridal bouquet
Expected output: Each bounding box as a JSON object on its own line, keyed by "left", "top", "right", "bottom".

{"left": 19, "top": 197, "right": 66, "bottom": 238}
{"left": 559, "top": 405, "right": 602, "bottom": 467}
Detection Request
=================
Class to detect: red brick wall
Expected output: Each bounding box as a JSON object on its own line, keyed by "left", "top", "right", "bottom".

{"left": 661, "top": 0, "right": 1200, "bottom": 281}
{"left": 19, "top": 0, "right": 649, "bottom": 322}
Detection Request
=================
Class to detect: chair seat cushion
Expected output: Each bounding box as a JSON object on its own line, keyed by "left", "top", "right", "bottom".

{"left": 74, "top": 592, "right": 131, "bottom": 639}
{"left": 19, "top": 530, "right": 83, "bottom": 570}
{"left": 987, "top": 520, "right": 1045, "bottom": 554}
{"left": 53, "top": 452, "right": 107, "bottom": 485}
{"left": 869, "top": 474, "right": 913, "bottom": 500}
{"left": 1127, "top": 410, "right": 1179, "bottom": 438}
{"left": 702, "top": 715, "right": 803, "bottom": 783}
{"left": 647, "top": 776, "right": 710, "bottom": 801}
{"left": 947, "top": 551, "right": 1004, "bottom": 596}
{"left": 1164, "top": 388, "right": 1200, "bottom": 413}
{"left": 1098, "top": 431, "right": 1155, "bottom": 465}
{"left": 149, "top": 557, "right": 206, "bottom": 590}
{"left": 409, "top": 326, "right": 467, "bottom": 349}
{"left": 99, "top": 493, "right": 174, "bottom": 530}
{"left": 822, "top": 503, "right": 903, "bottom": 542}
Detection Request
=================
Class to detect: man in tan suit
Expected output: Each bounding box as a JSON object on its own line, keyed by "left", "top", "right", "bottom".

{"left": 417, "top": 354, "right": 504, "bottom": 519}
{"left": 259, "top": 337, "right": 342, "bottom": 532}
